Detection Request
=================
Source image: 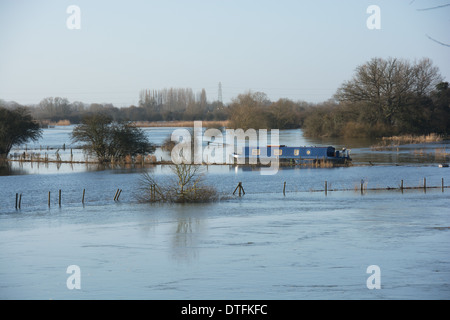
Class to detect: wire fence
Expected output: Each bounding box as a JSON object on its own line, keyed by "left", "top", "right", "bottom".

{"left": 8, "top": 177, "right": 449, "bottom": 212}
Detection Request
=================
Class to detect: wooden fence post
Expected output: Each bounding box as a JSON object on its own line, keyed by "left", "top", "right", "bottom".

{"left": 233, "top": 182, "right": 245, "bottom": 196}
{"left": 150, "top": 184, "right": 157, "bottom": 201}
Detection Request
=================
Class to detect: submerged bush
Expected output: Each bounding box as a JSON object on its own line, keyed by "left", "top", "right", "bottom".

{"left": 139, "top": 164, "right": 219, "bottom": 203}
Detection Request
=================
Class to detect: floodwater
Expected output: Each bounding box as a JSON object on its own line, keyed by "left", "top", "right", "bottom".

{"left": 1, "top": 127, "right": 449, "bottom": 300}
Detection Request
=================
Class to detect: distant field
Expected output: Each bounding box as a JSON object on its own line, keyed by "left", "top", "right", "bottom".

{"left": 132, "top": 120, "right": 229, "bottom": 128}
{"left": 41, "top": 120, "right": 230, "bottom": 128}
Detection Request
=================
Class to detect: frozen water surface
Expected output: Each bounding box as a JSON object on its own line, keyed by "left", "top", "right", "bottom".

{"left": 1, "top": 128, "right": 449, "bottom": 299}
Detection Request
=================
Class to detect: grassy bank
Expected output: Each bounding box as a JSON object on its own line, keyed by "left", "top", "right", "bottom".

{"left": 371, "top": 133, "right": 444, "bottom": 150}
{"left": 133, "top": 120, "right": 229, "bottom": 128}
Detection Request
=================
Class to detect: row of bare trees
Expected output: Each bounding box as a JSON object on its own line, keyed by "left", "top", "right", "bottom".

{"left": 138, "top": 88, "right": 224, "bottom": 121}
{"left": 21, "top": 87, "right": 226, "bottom": 124}
{"left": 139, "top": 88, "right": 208, "bottom": 112}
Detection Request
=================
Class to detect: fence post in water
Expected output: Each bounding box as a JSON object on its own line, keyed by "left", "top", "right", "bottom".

{"left": 15, "top": 193, "right": 18, "bottom": 210}
{"left": 59, "top": 189, "right": 62, "bottom": 207}
{"left": 233, "top": 182, "right": 245, "bottom": 197}
{"left": 114, "top": 189, "right": 120, "bottom": 201}
{"left": 117, "top": 189, "right": 122, "bottom": 201}
{"left": 233, "top": 183, "right": 239, "bottom": 196}
{"left": 18, "top": 194, "right": 22, "bottom": 209}
{"left": 423, "top": 178, "right": 427, "bottom": 192}
{"left": 82, "top": 189, "right": 85, "bottom": 204}
{"left": 401, "top": 180, "right": 404, "bottom": 193}
{"left": 150, "top": 185, "right": 157, "bottom": 201}
{"left": 283, "top": 181, "right": 286, "bottom": 196}
{"left": 48, "top": 191, "right": 51, "bottom": 207}
{"left": 442, "top": 178, "right": 445, "bottom": 192}
{"left": 325, "top": 181, "right": 328, "bottom": 195}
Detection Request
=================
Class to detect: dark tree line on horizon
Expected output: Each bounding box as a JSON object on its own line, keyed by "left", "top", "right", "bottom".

{"left": 0, "top": 88, "right": 229, "bottom": 124}
{"left": 1, "top": 57, "right": 449, "bottom": 139}
{"left": 0, "top": 87, "right": 313, "bottom": 129}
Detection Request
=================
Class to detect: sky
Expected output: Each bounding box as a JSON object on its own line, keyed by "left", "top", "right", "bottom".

{"left": 0, "top": 0, "right": 449, "bottom": 107}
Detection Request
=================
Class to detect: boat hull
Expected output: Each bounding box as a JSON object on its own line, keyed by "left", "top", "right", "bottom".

{"left": 233, "top": 145, "right": 352, "bottom": 166}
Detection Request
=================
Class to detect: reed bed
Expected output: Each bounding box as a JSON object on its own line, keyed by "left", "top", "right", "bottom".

{"left": 132, "top": 120, "right": 229, "bottom": 128}
{"left": 382, "top": 133, "right": 443, "bottom": 144}
{"left": 371, "top": 133, "right": 444, "bottom": 150}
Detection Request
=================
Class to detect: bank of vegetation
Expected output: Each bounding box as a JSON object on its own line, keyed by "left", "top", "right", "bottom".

{"left": 1, "top": 57, "right": 449, "bottom": 143}
{"left": 302, "top": 58, "right": 449, "bottom": 138}
{"left": 139, "top": 164, "right": 219, "bottom": 203}
{"left": 371, "top": 133, "right": 444, "bottom": 150}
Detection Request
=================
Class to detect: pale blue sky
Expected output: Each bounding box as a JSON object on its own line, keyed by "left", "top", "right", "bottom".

{"left": 0, "top": 0, "right": 449, "bottom": 106}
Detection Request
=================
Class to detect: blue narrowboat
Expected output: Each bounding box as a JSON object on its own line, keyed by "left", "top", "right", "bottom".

{"left": 233, "top": 145, "right": 351, "bottom": 165}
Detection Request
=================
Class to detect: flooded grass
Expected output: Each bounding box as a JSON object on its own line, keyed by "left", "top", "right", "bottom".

{"left": 371, "top": 133, "right": 444, "bottom": 150}
{"left": 133, "top": 120, "right": 229, "bottom": 128}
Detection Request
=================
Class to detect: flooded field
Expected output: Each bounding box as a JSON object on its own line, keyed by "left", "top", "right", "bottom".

{"left": 1, "top": 127, "right": 449, "bottom": 300}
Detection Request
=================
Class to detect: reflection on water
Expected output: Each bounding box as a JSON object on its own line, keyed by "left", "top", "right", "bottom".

{"left": 0, "top": 162, "right": 27, "bottom": 176}
{"left": 5, "top": 127, "right": 450, "bottom": 176}
{"left": 172, "top": 216, "right": 201, "bottom": 262}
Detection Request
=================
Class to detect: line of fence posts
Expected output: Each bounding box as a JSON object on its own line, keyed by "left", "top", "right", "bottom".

{"left": 279, "top": 177, "right": 446, "bottom": 197}
{"left": 9, "top": 176, "right": 448, "bottom": 210}
{"left": 15, "top": 188, "right": 124, "bottom": 209}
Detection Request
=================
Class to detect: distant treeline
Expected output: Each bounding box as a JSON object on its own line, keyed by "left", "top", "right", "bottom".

{"left": 1, "top": 57, "right": 448, "bottom": 138}
{"left": 0, "top": 88, "right": 312, "bottom": 130}
{"left": 2, "top": 88, "right": 229, "bottom": 124}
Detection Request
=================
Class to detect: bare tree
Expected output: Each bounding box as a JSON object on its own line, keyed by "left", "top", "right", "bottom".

{"left": 139, "top": 164, "right": 218, "bottom": 203}
{"left": 335, "top": 57, "right": 443, "bottom": 125}
{"left": 229, "top": 91, "right": 271, "bottom": 130}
